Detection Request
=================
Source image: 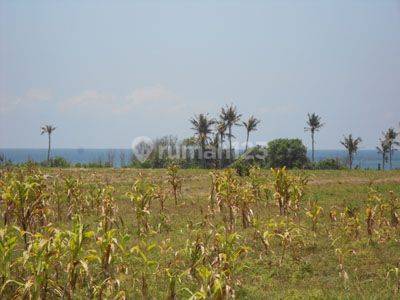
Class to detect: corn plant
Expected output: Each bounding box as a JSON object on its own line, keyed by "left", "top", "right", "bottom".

{"left": 329, "top": 207, "right": 338, "bottom": 223}
{"left": 248, "top": 165, "right": 265, "bottom": 202}
{"left": 387, "top": 266, "right": 400, "bottom": 295}
{"left": 365, "top": 206, "right": 376, "bottom": 237}
{"left": 0, "top": 172, "right": 15, "bottom": 226}
{"left": 251, "top": 218, "right": 276, "bottom": 255}
{"left": 64, "top": 176, "right": 87, "bottom": 220}
{"left": 87, "top": 183, "right": 105, "bottom": 215}
{"left": 183, "top": 231, "right": 208, "bottom": 277}
{"left": 130, "top": 240, "right": 159, "bottom": 299}
{"left": 126, "top": 176, "right": 155, "bottom": 235}
{"left": 335, "top": 248, "right": 349, "bottom": 287}
{"left": 274, "top": 221, "right": 305, "bottom": 265}
{"left": 161, "top": 243, "right": 185, "bottom": 300}
{"left": 343, "top": 203, "right": 361, "bottom": 240}
{"left": 0, "top": 226, "right": 19, "bottom": 286}
{"left": 238, "top": 183, "right": 255, "bottom": 228}
{"left": 19, "top": 230, "right": 63, "bottom": 298}
{"left": 91, "top": 232, "right": 131, "bottom": 299}
{"left": 51, "top": 177, "right": 64, "bottom": 222}
{"left": 63, "top": 215, "right": 94, "bottom": 298}
{"left": 1, "top": 171, "right": 49, "bottom": 248}
{"left": 1, "top": 225, "right": 67, "bottom": 299}
{"left": 95, "top": 229, "right": 120, "bottom": 279}
{"left": 388, "top": 191, "right": 399, "bottom": 228}
{"left": 215, "top": 169, "right": 239, "bottom": 232}
{"left": 154, "top": 185, "right": 167, "bottom": 213}
{"left": 290, "top": 173, "right": 308, "bottom": 221}
{"left": 167, "top": 163, "right": 182, "bottom": 206}
{"left": 99, "top": 186, "right": 117, "bottom": 233}
{"left": 204, "top": 229, "right": 248, "bottom": 298}
{"left": 305, "top": 199, "right": 323, "bottom": 232}
{"left": 272, "top": 167, "right": 291, "bottom": 215}
{"left": 208, "top": 171, "right": 217, "bottom": 211}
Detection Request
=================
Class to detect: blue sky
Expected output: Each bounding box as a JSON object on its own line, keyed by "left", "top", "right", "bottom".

{"left": 1, "top": 0, "right": 399, "bottom": 149}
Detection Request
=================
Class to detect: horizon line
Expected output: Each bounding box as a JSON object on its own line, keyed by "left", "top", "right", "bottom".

{"left": 0, "top": 147, "right": 380, "bottom": 151}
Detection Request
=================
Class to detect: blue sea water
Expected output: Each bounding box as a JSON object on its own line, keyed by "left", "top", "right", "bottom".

{"left": 0, "top": 148, "right": 399, "bottom": 169}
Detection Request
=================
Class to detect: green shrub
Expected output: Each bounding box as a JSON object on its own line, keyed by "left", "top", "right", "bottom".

{"left": 266, "top": 138, "right": 308, "bottom": 169}
{"left": 314, "top": 158, "right": 344, "bottom": 170}
{"left": 231, "top": 146, "right": 266, "bottom": 176}
{"left": 50, "top": 156, "right": 70, "bottom": 167}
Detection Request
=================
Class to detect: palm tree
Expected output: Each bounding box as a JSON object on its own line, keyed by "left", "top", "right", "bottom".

{"left": 376, "top": 138, "right": 389, "bottom": 170}
{"left": 242, "top": 116, "right": 260, "bottom": 152}
{"left": 41, "top": 124, "right": 56, "bottom": 162}
{"left": 384, "top": 128, "right": 399, "bottom": 169}
{"left": 190, "top": 114, "right": 215, "bottom": 167}
{"left": 305, "top": 113, "right": 324, "bottom": 163}
{"left": 220, "top": 104, "right": 241, "bottom": 163}
{"left": 210, "top": 132, "right": 220, "bottom": 168}
{"left": 340, "top": 134, "right": 362, "bottom": 169}
{"left": 216, "top": 120, "right": 227, "bottom": 168}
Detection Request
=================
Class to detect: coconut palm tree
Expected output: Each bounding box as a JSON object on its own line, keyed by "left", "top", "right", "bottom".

{"left": 384, "top": 128, "right": 399, "bottom": 169}
{"left": 242, "top": 116, "right": 260, "bottom": 152}
{"left": 220, "top": 104, "right": 241, "bottom": 163}
{"left": 41, "top": 124, "right": 56, "bottom": 163}
{"left": 305, "top": 113, "right": 324, "bottom": 163}
{"left": 216, "top": 120, "right": 227, "bottom": 168}
{"left": 340, "top": 134, "right": 362, "bottom": 169}
{"left": 376, "top": 138, "right": 390, "bottom": 170}
{"left": 190, "top": 114, "right": 215, "bottom": 167}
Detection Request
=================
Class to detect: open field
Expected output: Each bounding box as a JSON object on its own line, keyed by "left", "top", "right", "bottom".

{"left": 1, "top": 167, "right": 400, "bottom": 299}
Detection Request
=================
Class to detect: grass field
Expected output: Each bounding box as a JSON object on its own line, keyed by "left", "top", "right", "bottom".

{"left": 1, "top": 167, "right": 400, "bottom": 299}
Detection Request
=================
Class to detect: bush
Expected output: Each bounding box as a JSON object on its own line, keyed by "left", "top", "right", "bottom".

{"left": 231, "top": 146, "right": 267, "bottom": 176}
{"left": 42, "top": 156, "right": 70, "bottom": 168}
{"left": 0, "top": 153, "right": 12, "bottom": 167}
{"left": 266, "top": 138, "right": 308, "bottom": 169}
{"left": 314, "top": 158, "right": 344, "bottom": 170}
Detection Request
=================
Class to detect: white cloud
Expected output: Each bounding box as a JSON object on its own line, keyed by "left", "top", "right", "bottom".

{"left": 59, "top": 85, "right": 185, "bottom": 115}
{"left": 113, "top": 85, "right": 181, "bottom": 114}
{"left": 0, "top": 88, "right": 52, "bottom": 113}
{"left": 24, "top": 88, "right": 52, "bottom": 102}
{"left": 258, "top": 103, "right": 297, "bottom": 114}
{"left": 59, "top": 90, "right": 114, "bottom": 112}
{"left": 126, "top": 85, "right": 177, "bottom": 106}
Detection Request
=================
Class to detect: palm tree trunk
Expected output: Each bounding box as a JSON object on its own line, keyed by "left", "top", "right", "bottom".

{"left": 201, "top": 141, "right": 206, "bottom": 168}
{"left": 311, "top": 131, "right": 315, "bottom": 163}
{"left": 382, "top": 153, "right": 385, "bottom": 170}
{"left": 245, "top": 130, "right": 249, "bottom": 152}
{"left": 47, "top": 133, "right": 51, "bottom": 162}
{"left": 215, "top": 138, "right": 219, "bottom": 169}
{"left": 389, "top": 146, "right": 392, "bottom": 169}
{"left": 220, "top": 133, "right": 224, "bottom": 168}
{"left": 349, "top": 152, "right": 353, "bottom": 170}
{"left": 228, "top": 126, "right": 232, "bottom": 163}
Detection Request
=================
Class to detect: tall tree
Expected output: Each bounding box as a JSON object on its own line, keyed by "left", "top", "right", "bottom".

{"left": 376, "top": 138, "right": 389, "bottom": 170}
{"left": 220, "top": 104, "right": 241, "bottom": 163}
{"left": 340, "top": 134, "right": 362, "bottom": 169}
{"left": 190, "top": 114, "right": 215, "bottom": 167}
{"left": 216, "top": 120, "right": 227, "bottom": 168}
{"left": 304, "top": 113, "right": 324, "bottom": 163}
{"left": 242, "top": 116, "right": 260, "bottom": 152}
{"left": 210, "top": 132, "right": 220, "bottom": 169}
{"left": 41, "top": 125, "right": 56, "bottom": 163}
{"left": 384, "top": 128, "right": 399, "bottom": 169}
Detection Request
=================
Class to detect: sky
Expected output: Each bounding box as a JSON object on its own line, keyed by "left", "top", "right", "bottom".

{"left": 1, "top": 0, "right": 399, "bottom": 149}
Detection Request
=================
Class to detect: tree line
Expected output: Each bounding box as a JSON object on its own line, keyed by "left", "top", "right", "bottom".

{"left": 22, "top": 109, "right": 400, "bottom": 170}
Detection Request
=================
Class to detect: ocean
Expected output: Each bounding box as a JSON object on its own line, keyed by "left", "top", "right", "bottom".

{"left": 0, "top": 148, "right": 399, "bottom": 169}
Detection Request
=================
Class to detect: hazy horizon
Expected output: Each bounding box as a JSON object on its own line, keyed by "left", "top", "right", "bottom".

{"left": 1, "top": 0, "right": 400, "bottom": 150}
